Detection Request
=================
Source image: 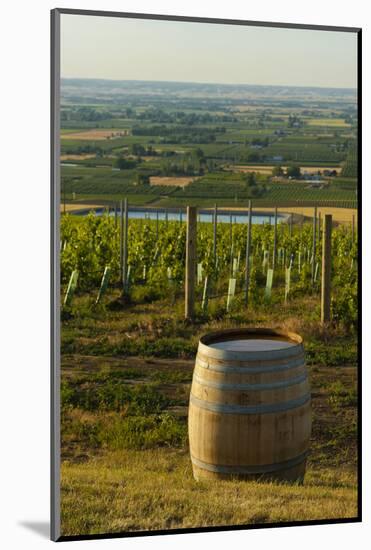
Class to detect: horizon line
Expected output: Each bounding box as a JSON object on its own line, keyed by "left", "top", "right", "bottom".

{"left": 60, "top": 76, "right": 357, "bottom": 92}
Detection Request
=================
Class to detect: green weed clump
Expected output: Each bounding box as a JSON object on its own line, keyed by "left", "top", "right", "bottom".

{"left": 62, "top": 379, "right": 172, "bottom": 414}
{"left": 328, "top": 380, "right": 357, "bottom": 411}
{"left": 96, "top": 413, "right": 187, "bottom": 450}
{"left": 62, "top": 408, "right": 187, "bottom": 452}
{"left": 305, "top": 341, "right": 357, "bottom": 366}
{"left": 62, "top": 334, "right": 198, "bottom": 358}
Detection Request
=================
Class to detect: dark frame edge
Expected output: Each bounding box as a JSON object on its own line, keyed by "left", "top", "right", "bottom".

{"left": 55, "top": 7, "right": 360, "bottom": 33}
{"left": 356, "top": 27, "right": 362, "bottom": 523}
{"left": 50, "top": 8, "right": 362, "bottom": 542}
{"left": 56, "top": 517, "right": 361, "bottom": 543}
{"left": 51, "top": 7, "right": 61, "bottom": 543}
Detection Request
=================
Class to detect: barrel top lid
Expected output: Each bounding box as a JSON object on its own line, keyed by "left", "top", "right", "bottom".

{"left": 199, "top": 328, "right": 303, "bottom": 360}
{"left": 210, "top": 339, "right": 296, "bottom": 352}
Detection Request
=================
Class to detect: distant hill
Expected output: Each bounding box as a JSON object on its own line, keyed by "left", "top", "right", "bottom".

{"left": 61, "top": 78, "right": 357, "bottom": 104}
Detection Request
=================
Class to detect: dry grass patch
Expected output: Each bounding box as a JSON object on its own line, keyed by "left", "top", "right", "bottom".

{"left": 60, "top": 154, "right": 96, "bottom": 161}
{"left": 260, "top": 206, "right": 357, "bottom": 224}
{"left": 222, "top": 205, "right": 357, "bottom": 224}
{"left": 307, "top": 119, "right": 350, "bottom": 127}
{"left": 61, "top": 448, "right": 357, "bottom": 536}
{"left": 61, "top": 129, "right": 129, "bottom": 141}
{"left": 150, "top": 176, "right": 198, "bottom": 188}
{"left": 60, "top": 203, "right": 104, "bottom": 213}
{"left": 226, "top": 165, "right": 274, "bottom": 175}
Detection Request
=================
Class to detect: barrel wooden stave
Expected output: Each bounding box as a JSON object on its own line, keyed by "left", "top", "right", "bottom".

{"left": 191, "top": 375, "right": 310, "bottom": 406}
{"left": 188, "top": 328, "right": 312, "bottom": 483}
{"left": 191, "top": 460, "right": 307, "bottom": 483}
{"left": 189, "top": 403, "right": 311, "bottom": 465}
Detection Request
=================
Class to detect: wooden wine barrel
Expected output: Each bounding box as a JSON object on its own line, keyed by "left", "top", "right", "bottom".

{"left": 188, "top": 328, "right": 311, "bottom": 482}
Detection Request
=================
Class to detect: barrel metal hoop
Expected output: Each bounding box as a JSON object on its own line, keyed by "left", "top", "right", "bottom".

{"left": 196, "top": 355, "right": 305, "bottom": 374}
{"left": 198, "top": 340, "right": 303, "bottom": 362}
{"left": 192, "top": 372, "right": 308, "bottom": 392}
{"left": 191, "top": 451, "right": 308, "bottom": 475}
{"left": 190, "top": 392, "right": 310, "bottom": 415}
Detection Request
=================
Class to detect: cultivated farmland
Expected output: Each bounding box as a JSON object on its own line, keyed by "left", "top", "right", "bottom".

{"left": 59, "top": 79, "right": 359, "bottom": 536}
{"left": 60, "top": 80, "right": 357, "bottom": 209}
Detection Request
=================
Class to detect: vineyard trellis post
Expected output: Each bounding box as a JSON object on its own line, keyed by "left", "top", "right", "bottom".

{"left": 226, "top": 278, "right": 236, "bottom": 312}
{"left": 62, "top": 177, "right": 66, "bottom": 214}
{"left": 185, "top": 206, "right": 197, "bottom": 320}
{"left": 244, "top": 200, "right": 252, "bottom": 306}
{"left": 265, "top": 268, "right": 274, "bottom": 300}
{"left": 352, "top": 214, "right": 355, "bottom": 244}
{"left": 285, "top": 266, "right": 291, "bottom": 304}
{"left": 119, "top": 199, "right": 123, "bottom": 280}
{"left": 213, "top": 204, "right": 218, "bottom": 263}
{"left": 201, "top": 276, "right": 209, "bottom": 313}
{"left": 318, "top": 211, "right": 321, "bottom": 244}
{"left": 64, "top": 270, "right": 78, "bottom": 307}
{"left": 122, "top": 198, "right": 129, "bottom": 293}
{"left": 321, "top": 214, "right": 332, "bottom": 324}
{"left": 96, "top": 266, "right": 111, "bottom": 305}
{"left": 312, "top": 205, "right": 317, "bottom": 285}
{"left": 273, "top": 207, "right": 278, "bottom": 269}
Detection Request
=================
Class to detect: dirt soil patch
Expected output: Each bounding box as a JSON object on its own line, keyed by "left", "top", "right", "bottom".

{"left": 60, "top": 154, "right": 96, "bottom": 161}
{"left": 60, "top": 203, "right": 104, "bottom": 213}
{"left": 219, "top": 205, "right": 357, "bottom": 224}
{"left": 150, "top": 176, "right": 199, "bottom": 188}
{"left": 61, "top": 129, "right": 129, "bottom": 141}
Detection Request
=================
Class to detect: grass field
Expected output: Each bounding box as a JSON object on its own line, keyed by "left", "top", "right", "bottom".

{"left": 59, "top": 80, "right": 359, "bottom": 537}
{"left": 307, "top": 119, "right": 351, "bottom": 127}
{"left": 61, "top": 160, "right": 356, "bottom": 206}
{"left": 61, "top": 450, "right": 357, "bottom": 535}
{"left": 60, "top": 288, "right": 358, "bottom": 536}
{"left": 61, "top": 297, "right": 357, "bottom": 535}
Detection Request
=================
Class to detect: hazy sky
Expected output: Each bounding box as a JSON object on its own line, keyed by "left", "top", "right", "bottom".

{"left": 61, "top": 14, "right": 357, "bottom": 89}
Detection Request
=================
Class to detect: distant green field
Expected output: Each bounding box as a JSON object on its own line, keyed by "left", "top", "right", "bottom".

{"left": 307, "top": 118, "right": 351, "bottom": 127}
{"left": 60, "top": 90, "right": 357, "bottom": 210}
{"left": 61, "top": 161, "right": 357, "bottom": 208}
{"left": 63, "top": 194, "right": 157, "bottom": 206}
{"left": 341, "top": 146, "right": 358, "bottom": 178}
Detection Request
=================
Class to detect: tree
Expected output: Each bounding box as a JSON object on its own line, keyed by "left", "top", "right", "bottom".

{"left": 126, "top": 107, "right": 135, "bottom": 118}
{"left": 250, "top": 186, "right": 261, "bottom": 197}
{"left": 137, "top": 174, "right": 150, "bottom": 185}
{"left": 193, "top": 147, "right": 205, "bottom": 160}
{"left": 288, "top": 114, "right": 302, "bottom": 128}
{"left": 131, "top": 143, "right": 146, "bottom": 157}
{"left": 246, "top": 172, "right": 257, "bottom": 186}
{"left": 247, "top": 152, "right": 261, "bottom": 162}
{"left": 286, "top": 165, "right": 301, "bottom": 178}
{"left": 114, "top": 157, "right": 137, "bottom": 170}
{"left": 272, "top": 165, "right": 284, "bottom": 177}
